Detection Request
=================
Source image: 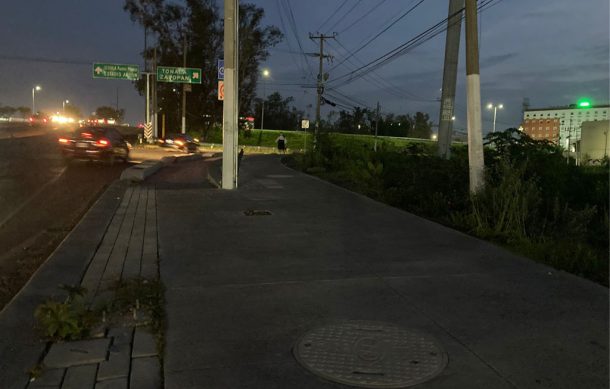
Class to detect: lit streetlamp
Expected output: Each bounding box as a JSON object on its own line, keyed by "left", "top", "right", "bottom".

{"left": 62, "top": 99, "right": 70, "bottom": 113}
{"left": 260, "top": 69, "right": 270, "bottom": 130}
{"left": 487, "top": 103, "right": 503, "bottom": 133}
{"left": 32, "top": 85, "right": 42, "bottom": 114}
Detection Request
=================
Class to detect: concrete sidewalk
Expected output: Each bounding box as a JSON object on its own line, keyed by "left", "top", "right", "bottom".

{"left": 158, "top": 155, "right": 608, "bottom": 388}
{"left": 0, "top": 154, "right": 607, "bottom": 388}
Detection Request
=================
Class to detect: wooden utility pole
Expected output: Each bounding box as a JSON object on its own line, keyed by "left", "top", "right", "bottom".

{"left": 222, "top": 0, "right": 239, "bottom": 189}
{"left": 437, "top": 0, "right": 464, "bottom": 159}
{"left": 309, "top": 33, "right": 335, "bottom": 149}
{"left": 465, "top": 0, "right": 484, "bottom": 192}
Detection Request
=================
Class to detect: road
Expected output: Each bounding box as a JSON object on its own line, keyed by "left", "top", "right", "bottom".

{"left": 0, "top": 124, "right": 209, "bottom": 310}
{"left": 0, "top": 125, "right": 127, "bottom": 310}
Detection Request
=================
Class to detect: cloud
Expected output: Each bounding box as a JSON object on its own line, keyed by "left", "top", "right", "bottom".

{"left": 480, "top": 53, "right": 518, "bottom": 68}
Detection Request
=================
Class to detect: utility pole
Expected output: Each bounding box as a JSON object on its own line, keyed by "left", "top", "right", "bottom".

{"left": 437, "top": 0, "right": 464, "bottom": 159}
{"left": 181, "top": 36, "right": 187, "bottom": 134}
{"left": 374, "top": 101, "right": 380, "bottom": 152}
{"left": 309, "top": 33, "right": 335, "bottom": 149}
{"left": 116, "top": 87, "right": 119, "bottom": 112}
{"left": 465, "top": 0, "right": 484, "bottom": 193}
{"left": 222, "top": 0, "right": 239, "bottom": 189}
{"left": 153, "top": 47, "right": 158, "bottom": 139}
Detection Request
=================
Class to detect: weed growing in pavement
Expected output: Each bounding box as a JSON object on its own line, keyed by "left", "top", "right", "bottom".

{"left": 34, "top": 284, "right": 96, "bottom": 341}
{"left": 108, "top": 278, "right": 166, "bottom": 357}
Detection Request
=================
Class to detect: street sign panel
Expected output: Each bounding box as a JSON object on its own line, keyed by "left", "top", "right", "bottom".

{"left": 157, "top": 66, "right": 202, "bottom": 84}
{"left": 301, "top": 119, "right": 310, "bottom": 129}
{"left": 93, "top": 63, "right": 139, "bottom": 80}
{"left": 143, "top": 123, "right": 153, "bottom": 141}
{"left": 218, "top": 81, "right": 224, "bottom": 101}
{"left": 218, "top": 59, "right": 224, "bottom": 80}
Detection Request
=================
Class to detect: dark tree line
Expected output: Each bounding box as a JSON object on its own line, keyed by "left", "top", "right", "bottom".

{"left": 123, "top": 0, "right": 282, "bottom": 132}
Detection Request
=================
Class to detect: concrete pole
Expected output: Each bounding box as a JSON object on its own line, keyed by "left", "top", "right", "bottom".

{"left": 31, "top": 88, "right": 35, "bottom": 115}
{"left": 145, "top": 74, "right": 150, "bottom": 124}
{"left": 374, "top": 101, "right": 380, "bottom": 152}
{"left": 492, "top": 106, "right": 497, "bottom": 133}
{"left": 465, "top": 0, "right": 484, "bottom": 192}
{"left": 437, "top": 0, "right": 464, "bottom": 159}
{"left": 153, "top": 47, "right": 158, "bottom": 139}
{"left": 181, "top": 37, "right": 187, "bottom": 134}
{"left": 261, "top": 80, "right": 265, "bottom": 130}
{"left": 222, "top": 0, "right": 239, "bottom": 189}
{"left": 315, "top": 36, "right": 324, "bottom": 148}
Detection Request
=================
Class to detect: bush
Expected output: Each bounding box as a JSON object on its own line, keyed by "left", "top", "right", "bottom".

{"left": 288, "top": 129, "right": 608, "bottom": 286}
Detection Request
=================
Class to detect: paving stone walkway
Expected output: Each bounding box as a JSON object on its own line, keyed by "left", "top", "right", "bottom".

{"left": 26, "top": 185, "right": 161, "bottom": 389}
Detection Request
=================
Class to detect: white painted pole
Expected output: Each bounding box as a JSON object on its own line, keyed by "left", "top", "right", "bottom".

{"left": 222, "top": 0, "right": 239, "bottom": 189}
{"left": 465, "top": 0, "right": 485, "bottom": 193}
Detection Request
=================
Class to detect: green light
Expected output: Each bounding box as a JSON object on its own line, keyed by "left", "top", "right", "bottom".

{"left": 577, "top": 98, "right": 591, "bottom": 108}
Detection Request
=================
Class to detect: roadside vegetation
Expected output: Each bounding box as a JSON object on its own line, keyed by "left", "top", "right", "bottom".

{"left": 287, "top": 128, "right": 609, "bottom": 286}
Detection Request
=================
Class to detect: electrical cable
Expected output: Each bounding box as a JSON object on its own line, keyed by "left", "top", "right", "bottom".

{"left": 325, "top": 0, "right": 363, "bottom": 33}
{"left": 328, "top": 0, "right": 427, "bottom": 72}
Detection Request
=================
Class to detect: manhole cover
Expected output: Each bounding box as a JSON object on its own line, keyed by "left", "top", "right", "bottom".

{"left": 293, "top": 321, "right": 447, "bottom": 388}
{"left": 244, "top": 209, "right": 272, "bottom": 216}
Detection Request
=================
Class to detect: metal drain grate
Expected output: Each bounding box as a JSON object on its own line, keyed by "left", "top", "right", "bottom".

{"left": 293, "top": 321, "right": 447, "bottom": 388}
{"left": 244, "top": 209, "right": 272, "bottom": 216}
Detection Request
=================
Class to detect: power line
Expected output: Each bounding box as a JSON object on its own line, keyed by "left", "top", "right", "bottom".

{"left": 328, "top": 0, "right": 502, "bottom": 89}
{"left": 317, "top": 0, "right": 350, "bottom": 32}
{"left": 328, "top": 0, "right": 427, "bottom": 72}
{"left": 338, "top": 0, "right": 389, "bottom": 34}
{"left": 325, "top": 0, "right": 363, "bottom": 33}
{"left": 0, "top": 55, "right": 91, "bottom": 66}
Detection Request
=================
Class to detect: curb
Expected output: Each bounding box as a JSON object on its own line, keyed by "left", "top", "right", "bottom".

{"left": 121, "top": 154, "right": 205, "bottom": 182}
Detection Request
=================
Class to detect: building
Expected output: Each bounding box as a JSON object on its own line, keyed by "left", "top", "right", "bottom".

{"left": 521, "top": 117, "right": 560, "bottom": 142}
{"left": 579, "top": 120, "right": 610, "bottom": 163}
{"left": 522, "top": 103, "right": 609, "bottom": 149}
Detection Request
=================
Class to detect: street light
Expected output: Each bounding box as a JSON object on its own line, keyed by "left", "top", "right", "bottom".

{"left": 260, "top": 69, "right": 270, "bottom": 130}
{"left": 487, "top": 102, "right": 503, "bottom": 133}
{"left": 62, "top": 99, "right": 69, "bottom": 113}
{"left": 32, "top": 85, "right": 42, "bottom": 114}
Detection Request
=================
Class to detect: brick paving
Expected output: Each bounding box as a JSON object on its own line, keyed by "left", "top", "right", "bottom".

{"left": 26, "top": 185, "right": 161, "bottom": 389}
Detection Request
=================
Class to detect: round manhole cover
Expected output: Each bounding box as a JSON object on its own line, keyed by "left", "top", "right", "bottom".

{"left": 293, "top": 321, "right": 447, "bottom": 388}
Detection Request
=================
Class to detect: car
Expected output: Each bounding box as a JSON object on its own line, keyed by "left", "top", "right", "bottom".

{"left": 58, "top": 126, "right": 130, "bottom": 164}
{"left": 158, "top": 133, "right": 199, "bottom": 153}
{"left": 28, "top": 113, "right": 50, "bottom": 126}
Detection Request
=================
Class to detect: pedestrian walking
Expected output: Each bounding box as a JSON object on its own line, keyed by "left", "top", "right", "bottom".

{"left": 276, "top": 133, "right": 287, "bottom": 153}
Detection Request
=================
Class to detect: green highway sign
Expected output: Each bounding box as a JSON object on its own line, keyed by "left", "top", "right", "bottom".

{"left": 93, "top": 63, "right": 140, "bottom": 80}
{"left": 157, "top": 66, "right": 202, "bottom": 84}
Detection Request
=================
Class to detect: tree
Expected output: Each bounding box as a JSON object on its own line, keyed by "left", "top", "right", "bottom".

{"left": 252, "top": 92, "right": 303, "bottom": 131}
{"left": 123, "top": 0, "right": 282, "bottom": 131}
{"left": 0, "top": 106, "right": 16, "bottom": 118}
{"left": 407, "top": 112, "right": 433, "bottom": 139}
{"left": 16, "top": 107, "right": 31, "bottom": 118}
{"left": 95, "top": 106, "right": 125, "bottom": 122}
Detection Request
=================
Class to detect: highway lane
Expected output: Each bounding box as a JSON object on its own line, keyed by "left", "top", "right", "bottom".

{"left": 0, "top": 125, "right": 128, "bottom": 309}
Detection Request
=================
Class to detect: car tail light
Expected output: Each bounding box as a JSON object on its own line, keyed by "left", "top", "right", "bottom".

{"left": 95, "top": 138, "right": 110, "bottom": 147}
{"left": 81, "top": 132, "right": 93, "bottom": 138}
{"left": 29, "top": 117, "right": 34, "bottom": 122}
{"left": 158, "top": 139, "right": 165, "bottom": 143}
{"left": 58, "top": 137, "right": 69, "bottom": 144}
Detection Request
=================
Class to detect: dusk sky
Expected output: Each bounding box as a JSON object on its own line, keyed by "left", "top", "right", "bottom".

{"left": 0, "top": 0, "right": 608, "bottom": 133}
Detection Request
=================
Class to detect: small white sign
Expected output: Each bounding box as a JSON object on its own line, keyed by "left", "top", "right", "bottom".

{"left": 301, "top": 119, "right": 310, "bottom": 129}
